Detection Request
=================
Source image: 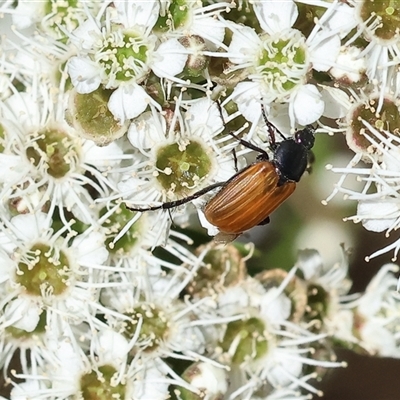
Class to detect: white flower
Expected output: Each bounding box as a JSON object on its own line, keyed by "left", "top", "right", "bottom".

{"left": 295, "top": 246, "right": 350, "bottom": 294}
{"left": 67, "top": 1, "right": 187, "bottom": 122}
{"left": 346, "top": 0, "right": 400, "bottom": 97}
{"left": 225, "top": 0, "right": 344, "bottom": 127}
{"left": 214, "top": 272, "right": 342, "bottom": 398}
{"left": 157, "top": 1, "right": 229, "bottom": 50}
{"left": 126, "top": 359, "right": 170, "bottom": 400}
{"left": 326, "top": 118, "right": 400, "bottom": 260}
{"left": 100, "top": 275, "right": 206, "bottom": 359}
{"left": 9, "top": 0, "right": 98, "bottom": 38}
{"left": 334, "top": 264, "right": 400, "bottom": 357}
{"left": 187, "top": 362, "right": 228, "bottom": 398}
{"left": 0, "top": 86, "right": 125, "bottom": 225}
{"left": 0, "top": 212, "right": 108, "bottom": 336}
{"left": 10, "top": 332, "right": 130, "bottom": 399}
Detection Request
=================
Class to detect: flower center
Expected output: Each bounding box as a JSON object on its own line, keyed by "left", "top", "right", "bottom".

{"left": 155, "top": 140, "right": 213, "bottom": 196}
{"left": 347, "top": 97, "right": 400, "bottom": 155}
{"left": 187, "top": 244, "right": 246, "bottom": 297}
{"left": 221, "top": 317, "right": 268, "bottom": 364}
{"left": 43, "top": 0, "right": 84, "bottom": 37}
{"left": 359, "top": 0, "right": 400, "bottom": 41}
{"left": 101, "top": 204, "right": 143, "bottom": 255}
{"left": 16, "top": 243, "right": 71, "bottom": 297}
{"left": 256, "top": 30, "right": 308, "bottom": 97}
{"left": 80, "top": 365, "right": 126, "bottom": 400}
{"left": 68, "top": 87, "right": 128, "bottom": 146}
{"left": 304, "top": 283, "right": 329, "bottom": 326}
{"left": 98, "top": 30, "right": 150, "bottom": 84}
{"left": 155, "top": 0, "right": 190, "bottom": 31}
{"left": 123, "top": 304, "right": 168, "bottom": 352}
{"left": 26, "top": 126, "right": 79, "bottom": 179}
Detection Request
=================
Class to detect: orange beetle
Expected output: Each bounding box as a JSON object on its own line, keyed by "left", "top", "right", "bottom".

{"left": 128, "top": 118, "right": 315, "bottom": 240}
{"left": 204, "top": 161, "right": 295, "bottom": 235}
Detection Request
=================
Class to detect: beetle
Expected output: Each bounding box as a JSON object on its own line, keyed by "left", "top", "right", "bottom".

{"left": 127, "top": 111, "right": 315, "bottom": 241}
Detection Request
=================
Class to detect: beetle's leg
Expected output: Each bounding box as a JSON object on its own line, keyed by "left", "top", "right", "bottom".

{"left": 167, "top": 208, "right": 175, "bottom": 226}
{"left": 216, "top": 100, "right": 269, "bottom": 159}
{"left": 231, "top": 148, "right": 239, "bottom": 172}
{"left": 127, "top": 181, "right": 227, "bottom": 212}
{"left": 228, "top": 131, "right": 269, "bottom": 158}
{"left": 216, "top": 100, "right": 226, "bottom": 125}
{"left": 257, "top": 216, "right": 270, "bottom": 226}
{"left": 261, "top": 103, "right": 287, "bottom": 145}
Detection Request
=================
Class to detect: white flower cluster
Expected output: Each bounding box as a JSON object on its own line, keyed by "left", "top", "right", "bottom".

{"left": 0, "top": 0, "right": 399, "bottom": 399}
{"left": 316, "top": 2, "right": 400, "bottom": 260}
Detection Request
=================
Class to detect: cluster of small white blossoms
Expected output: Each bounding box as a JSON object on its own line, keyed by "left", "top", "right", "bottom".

{"left": 316, "top": 1, "right": 400, "bottom": 261}
{"left": 0, "top": 0, "right": 400, "bottom": 399}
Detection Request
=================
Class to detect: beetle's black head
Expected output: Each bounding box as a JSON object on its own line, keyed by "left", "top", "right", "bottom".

{"left": 295, "top": 126, "right": 315, "bottom": 150}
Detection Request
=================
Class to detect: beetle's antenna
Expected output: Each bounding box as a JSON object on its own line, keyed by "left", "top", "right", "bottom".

{"left": 261, "top": 103, "right": 287, "bottom": 144}
{"left": 127, "top": 181, "right": 227, "bottom": 212}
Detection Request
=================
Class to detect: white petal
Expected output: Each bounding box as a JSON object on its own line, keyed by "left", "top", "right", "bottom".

{"left": 0, "top": 154, "right": 25, "bottom": 183}
{"left": 324, "top": 2, "right": 358, "bottom": 39}
{"left": 12, "top": 1, "right": 43, "bottom": 29}
{"left": 52, "top": 341, "right": 81, "bottom": 374}
{"left": 70, "top": 18, "right": 99, "bottom": 50}
{"left": 330, "top": 46, "right": 366, "bottom": 84}
{"left": 0, "top": 252, "right": 13, "bottom": 283}
{"left": 291, "top": 84, "right": 324, "bottom": 125}
{"left": 152, "top": 39, "right": 187, "bottom": 78}
{"left": 191, "top": 16, "right": 225, "bottom": 49}
{"left": 381, "top": 148, "right": 400, "bottom": 172}
{"left": 4, "top": 92, "right": 41, "bottom": 129}
{"left": 309, "top": 31, "right": 341, "bottom": 72}
{"left": 261, "top": 290, "right": 291, "bottom": 321}
{"left": 83, "top": 140, "right": 124, "bottom": 169}
{"left": 187, "top": 99, "right": 224, "bottom": 137}
{"left": 114, "top": 0, "right": 159, "bottom": 30}
{"left": 217, "top": 286, "right": 250, "bottom": 317}
{"left": 63, "top": 289, "right": 92, "bottom": 322}
{"left": 11, "top": 379, "right": 44, "bottom": 399}
{"left": 231, "top": 81, "right": 262, "bottom": 123}
{"left": 357, "top": 201, "right": 398, "bottom": 232}
{"left": 108, "top": 84, "right": 150, "bottom": 123}
{"left": 128, "top": 364, "right": 169, "bottom": 400}
{"left": 128, "top": 110, "right": 166, "bottom": 150}
{"left": 98, "top": 330, "right": 129, "bottom": 365}
{"left": 67, "top": 57, "right": 101, "bottom": 94}
{"left": 74, "top": 231, "right": 109, "bottom": 265}
{"left": 11, "top": 213, "right": 49, "bottom": 242}
{"left": 295, "top": 249, "right": 323, "bottom": 280}
{"left": 191, "top": 364, "right": 228, "bottom": 395}
{"left": 228, "top": 26, "right": 260, "bottom": 64}
{"left": 319, "top": 85, "right": 350, "bottom": 119}
{"left": 269, "top": 353, "right": 302, "bottom": 386}
{"left": 360, "top": 322, "right": 399, "bottom": 357}
{"left": 5, "top": 298, "right": 41, "bottom": 332}
{"left": 253, "top": 0, "right": 298, "bottom": 34}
